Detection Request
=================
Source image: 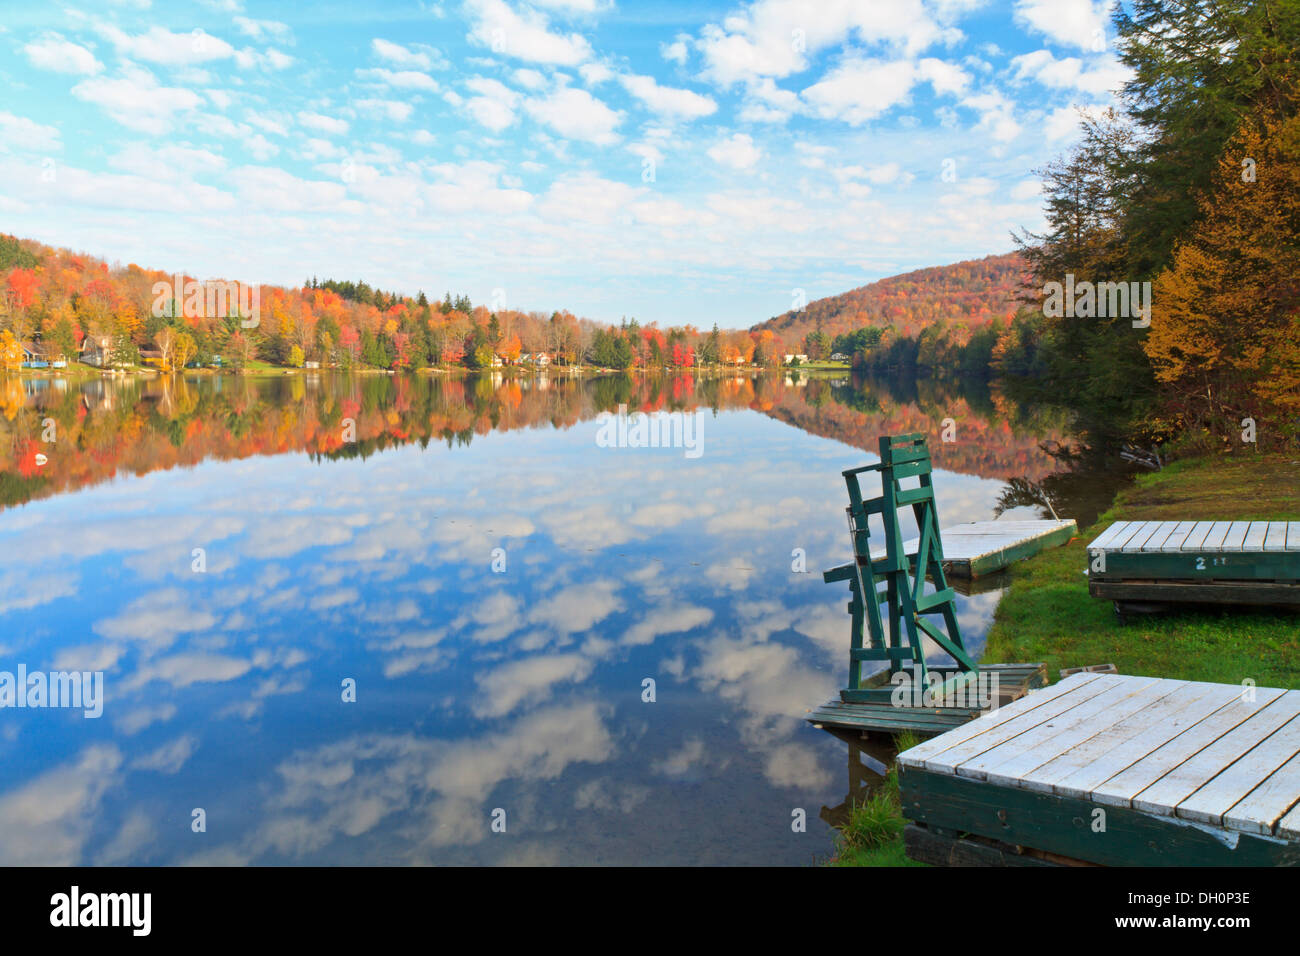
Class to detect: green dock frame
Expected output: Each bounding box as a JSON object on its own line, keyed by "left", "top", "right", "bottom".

{"left": 899, "top": 672, "right": 1300, "bottom": 866}
{"left": 1088, "top": 520, "right": 1300, "bottom": 609}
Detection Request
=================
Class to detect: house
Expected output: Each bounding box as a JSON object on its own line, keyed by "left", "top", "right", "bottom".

{"left": 20, "top": 342, "right": 46, "bottom": 368}
{"left": 304, "top": 360, "right": 321, "bottom": 369}
{"left": 81, "top": 335, "right": 113, "bottom": 368}
{"left": 521, "top": 352, "right": 551, "bottom": 367}
{"left": 783, "top": 353, "right": 809, "bottom": 365}
{"left": 490, "top": 353, "right": 504, "bottom": 368}
{"left": 830, "top": 352, "right": 849, "bottom": 361}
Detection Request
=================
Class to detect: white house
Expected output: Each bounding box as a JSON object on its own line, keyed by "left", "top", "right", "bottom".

{"left": 830, "top": 352, "right": 849, "bottom": 361}
{"left": 81, "top": 335, "right": 113, "bottom": 367}
{"left": 783, "top": 353, "right": 809, "bottom": 365}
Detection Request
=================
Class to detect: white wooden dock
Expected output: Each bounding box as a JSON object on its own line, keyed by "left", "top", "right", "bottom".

{"left": 872, "top": 518, "right": 1077, "bottom": 578}
{"left": 900, "top": 672, "right": 1300, "bottom": 858}
{"left": 1088, "top": 519, "right": 1300, "bottom": 554}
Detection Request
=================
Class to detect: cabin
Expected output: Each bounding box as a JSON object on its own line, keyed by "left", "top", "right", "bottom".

{"left": 20, "top": 342, "right": 45, "bottom": 368}
{"left": 830, "top": 352, "right": 849, "bottom": 361}
{"left": 522, "top": 352, "right": 551, "bottom": 367}
{"left": 80, "top": 335, "right": 113, "bottom": 368}
{"left": 783, "top": 353, "right": 808, "bottom": 365}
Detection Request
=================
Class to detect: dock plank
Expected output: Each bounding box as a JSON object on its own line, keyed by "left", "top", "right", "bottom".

{"left": 1180, "top": 521, "right": 1215, "bottom": 552}
{"left": 1264, "top": 521, "right": 1289, "bottom": 552}
{"left": 1132, "top": 691, "right": 1300, "bottom": 817}
{"left": 1122, "top": 521, "right": 1163, "bottom": 552}
{"left": 975, "top": 678, "right": 1179, "bottom": 788}
{"left": 1222, "top": 521, "right": 1250, "bottom": 551}
{"left": 1039, "top": 681, "right": 1243, "bottom": 800}
{"left": 1243, "top": 521, "right": 1270, "bottom": 552}
{"left": 1088, "top": 688, "right": 1287, "bottom": 808}
{"left": 949, "top": 676, "right": 1152, "bottom": 780}
{"left": 915, "top": 675, "right": 1121, "bottom": 774}
{"left": 1160, "top": 521, "right": 1198, "bottom": 552}
{"left": 1288, "top": 522, "right": 1300, "bottom": 552}
{"left": 1140, "top": 521, "right": 1181, "bottom": 552}
{"left": 1087, "top": 521, "right": 1133, "bottom": 552}
{"left": 1202, "top": 521, "right": 1232, "bottom": 551}
{"left": 1221, "top": 747, "right": 1300, "bottom": 836}
{"left": 899, "top": 673, "right": 1102, "bottom": 769}
{"left": 1175, "top": 713, "right": 1300, "bottom": 827}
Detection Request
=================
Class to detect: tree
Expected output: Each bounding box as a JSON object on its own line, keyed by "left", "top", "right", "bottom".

{"left": 289, "top": 344, "right": 305, "bottom": 368}
{"left": 154, "top": 326, "right": 176, "bottom": 370}
{"left": 1145, "top": 110, "right": 1300, "bottom": 445}
{"left": 0, "top": 329, "right": 20, "bottom": 370}
{"left": 174, "top": 331, "right": 197, "bottom": 370}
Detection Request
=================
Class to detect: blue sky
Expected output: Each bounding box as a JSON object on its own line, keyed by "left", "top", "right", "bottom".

{"left": 0, "top": 0, "right": 1127, "bottom": 328}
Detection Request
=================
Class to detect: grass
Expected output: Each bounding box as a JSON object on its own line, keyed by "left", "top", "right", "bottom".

{"left": 826, "top": 730, "right": 928, "bottom": 867}
{"left": 826, "top": 452, "right": 1300, "bottom": 866}
{"left": 984, "top": 453, "right": 1300, "bottom": 688}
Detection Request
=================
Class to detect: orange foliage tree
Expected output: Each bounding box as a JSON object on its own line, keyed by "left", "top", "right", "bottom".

{"left": 1146, "top": 111, "right": 1300, "bottom": 446}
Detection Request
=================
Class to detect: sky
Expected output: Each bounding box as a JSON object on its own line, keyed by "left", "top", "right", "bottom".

{"left": 0, "top": 0, "right": 1128, "bottom": 328}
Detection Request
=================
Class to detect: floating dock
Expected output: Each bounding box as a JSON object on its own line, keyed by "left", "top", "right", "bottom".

{"left": 872, "top": 519, "right": 1077, "bottom": 578}
{"left": 807, "top": 662, "right": 1047, "bottom": 737}
{"left": 1088, "top": 519, "right": 1300, "bottom": 608}
{"left": 899, "top": 672, "right": 1300, "bottom": 866}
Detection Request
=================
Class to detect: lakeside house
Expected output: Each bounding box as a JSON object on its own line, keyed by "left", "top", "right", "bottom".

{"left": 81, "top": 335, "right": 113, "bottom": 367}
{"left": 783, "top": 353, "right": 809, "bottom": 365}
{"left": 521, "top": 352, "right": 551, "bottom": 367}
{"left": 830, "top": 352, "right": 849, "bottom": 361}
{"left": 20, "top": 341, "right": 68, "bottom": 369}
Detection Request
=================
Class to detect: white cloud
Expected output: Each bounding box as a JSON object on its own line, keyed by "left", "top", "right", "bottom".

{"left": 233, "top": 17, "right": 292, "bottom": 42}
{"left": 298, "top": 111, "right": 350, "bottom": 135}
{"left": 1014, "top": 0, "right": 1112, "bottom": 52}
{"left": 465, "top": 0, "right": 593, "bottom": 66}
{"left": 0, "top": 112, "right": 62, "bottom": 152}
{"left": 695, "top": 0, "right": 953, "bottom": 87}
{"left": 619, "top": 74, "right": 716, "bottom": 122}
{"left": 707, "top": 132, "right": 762, "bottom": 170}
{"left": 1011, "top": 48, "right": 1127, "bottom": 95}
{"left": 802, "top": 58, "right": 917, "bottom": 124}
{"left": 22, "top": 33, "right": 103, "bottom": 75}
{"left": 355, "top": 68, "right": 440, "bottom": 91}
{"left": 961, "top": 89, "right": 1022, "bottom": 142}
{"left": 355, "top": 98, "right": 414, "bottom": 122}
{"left": 99, "top": 25, "right": 236, "bottom": 66}
{"left": 660, "top": 35, "right": 689, "bottom": 64}
{"left": 371, "top": 38, "right": 443, "bottom": 70}
{"left": 459, "top": 77, "right": 521, "bottom": 131}
{"left": 525, "top": 86, "right": 621, "bottom": 144}
{"left": 71, "top": 67, "right": 202, "bottom": 134}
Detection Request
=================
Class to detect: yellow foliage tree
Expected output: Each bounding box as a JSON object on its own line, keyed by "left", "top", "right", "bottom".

{"left": 0, "top": 329, "right": 21, "bottom": 371}
{"left": 1146, "top": 111, "right": 1300, "bottom": 444}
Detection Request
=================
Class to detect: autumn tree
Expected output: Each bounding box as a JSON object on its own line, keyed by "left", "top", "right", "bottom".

{"left": 1146, "top": 111, "right": 1300, "bottom": 446}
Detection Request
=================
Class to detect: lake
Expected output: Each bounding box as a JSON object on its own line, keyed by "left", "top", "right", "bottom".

{"left": 0, "top": 370, "right": 1112, "bottom": 865}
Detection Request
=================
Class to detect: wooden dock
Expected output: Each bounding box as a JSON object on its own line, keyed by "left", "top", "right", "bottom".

{"left": 899, "top": 672, "right": 1300, "bottom": 865}
{"left": 1088, "top": 519, "right": 1300, "bottom": 608}
{"left": 807, "top": 662, "right": 1047, "bottom": 737}
{"left": 872, "top": 519, "right": 1077, "bottom": 578}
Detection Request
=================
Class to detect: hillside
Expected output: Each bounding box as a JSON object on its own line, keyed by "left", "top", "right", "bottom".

{"left": 753, "top": 252, "right": 1028, "bottom": 347}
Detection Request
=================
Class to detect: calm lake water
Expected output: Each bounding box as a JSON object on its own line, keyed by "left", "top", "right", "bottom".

{"left": 0, "top": 370, "right": 1109, "bottom": 865}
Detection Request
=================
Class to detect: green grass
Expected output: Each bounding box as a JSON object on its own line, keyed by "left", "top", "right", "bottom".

{"left": 826, "top": 731, "right": 927, "bottom": 867}
{"left": 827, "top": 453, "right": 1300, "bottom": 866}
{"left": 984, "top": 453, "right": 1300, "bottom": 688}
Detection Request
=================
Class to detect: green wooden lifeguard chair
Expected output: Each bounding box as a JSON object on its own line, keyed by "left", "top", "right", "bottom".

{"left": 824, "top": 433, "right": 977, "bottom": 704}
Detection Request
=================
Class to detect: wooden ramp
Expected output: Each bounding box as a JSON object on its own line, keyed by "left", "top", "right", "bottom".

{"left": 872, "top": 519, "right": 1077, "bottom": 578}
{"left": 899, "top": 672, "right": 1300, "bottom": 866}
{"left": 1088, "top": 519, "right": 1300, "bottom": 607}
{"left": 807, "top": 663, "right": 1047, "bottom": 737}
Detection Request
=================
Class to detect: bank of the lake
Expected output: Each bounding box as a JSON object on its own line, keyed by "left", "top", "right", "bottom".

{"left": 828, "top": 452, "right": 1300, "bottom": 867}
